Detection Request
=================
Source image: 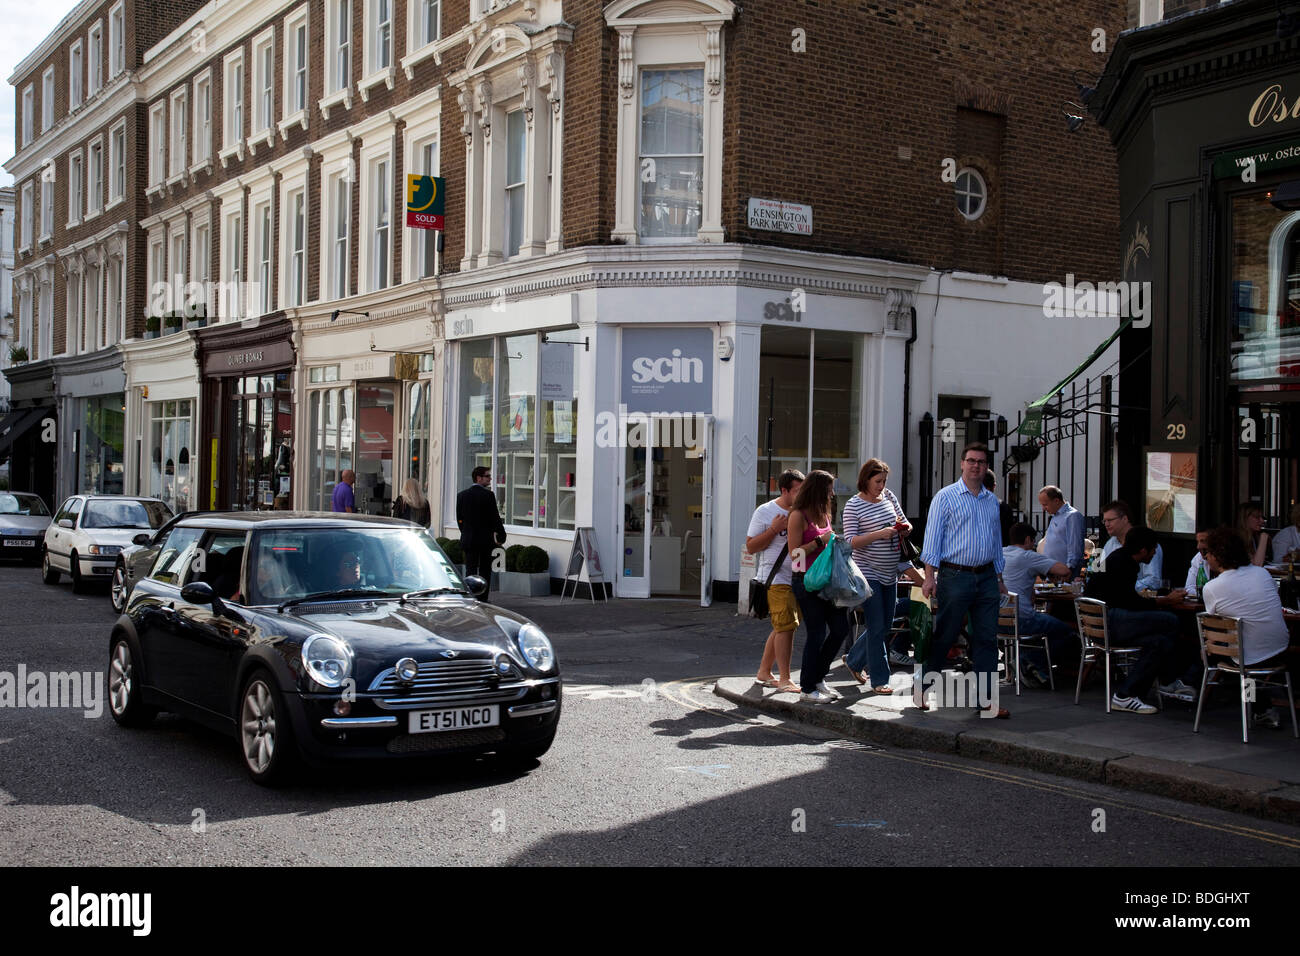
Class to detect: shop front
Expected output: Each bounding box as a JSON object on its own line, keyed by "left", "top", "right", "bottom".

{"left": 0, "top": 360, "right": 58, "bottom": 506}
{"left": 55, "top": 349, "right": 126, "bottom": 501}
{"left": 194, "top": 316, "right": 296, "bottom": 511}
{"left": 121, "top": 331, "right": 201, "bottom": 513}
{"left": 1096, "top": 0, "right": 1300, "bottom": 550}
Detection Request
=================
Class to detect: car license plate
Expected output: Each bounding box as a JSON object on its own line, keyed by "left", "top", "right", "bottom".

{"left": 92, "top": 565, "right": 112, "bottom": 574}
{"left": 408, "top": 705, "right": 500, "bottom": 734}
{"left": 3, "top": 540, "right": 35, "bottom": 547}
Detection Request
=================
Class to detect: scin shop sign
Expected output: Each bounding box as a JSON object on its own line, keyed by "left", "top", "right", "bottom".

{"left": 227, "top": 350, "right": 264, "bottom": 368}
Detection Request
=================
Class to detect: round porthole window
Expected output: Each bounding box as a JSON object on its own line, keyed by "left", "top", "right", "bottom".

{"left": 955, "top": 168, "right": 987, "bottom": 221}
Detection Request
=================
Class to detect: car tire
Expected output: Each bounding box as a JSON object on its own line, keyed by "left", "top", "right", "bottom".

{"left": 500, "top": 729, "right": 557, "bottom": 766}
{"left": 238, "top": 670, "right": 298, "bottom": 787}
{"left": 41, "top": 549, "right": 60, "bottom": 585}
{"left": 108, "top": 638, "right": 156, "bottom": 727}
{"left": 110, "top": 563, "right": 128, "bottom": 613}
{"left": 69, "top": 551, "right": 85, "bottom": 594}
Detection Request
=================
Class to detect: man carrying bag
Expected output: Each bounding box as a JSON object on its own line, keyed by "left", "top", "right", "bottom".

{"left": 746, "top": 469, "right": 805, "bottom": 693}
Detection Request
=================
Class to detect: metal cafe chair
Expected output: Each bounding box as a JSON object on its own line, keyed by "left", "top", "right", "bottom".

{"left": 1194, "top": 612, "right": 1299, "bottom": 744}
{"left": 997, "top": 593, "right": 1022, "bottom": 695}
{"left": 1073, "top": 597, "right": 1153, "bottom": 713}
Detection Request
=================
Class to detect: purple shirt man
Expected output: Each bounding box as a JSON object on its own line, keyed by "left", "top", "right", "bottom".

{"left": 331, "top": 470, "right": 356, "bottom": 513}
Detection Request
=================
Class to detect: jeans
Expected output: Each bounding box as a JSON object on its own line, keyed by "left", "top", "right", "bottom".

{"left": 928, "top": 566, "right": 999, "bottom": 682}
{"left": 1106, "top": 608, "right": 1179, "bottom": 700}
{"left": 1016, "top": 612, "right": 1078, "bottom": 671}
{"left": 793, "top": 574, "right": 853, "bottom": 693}
{"left": 845, "top": 579, "right": 897, "bottom": 687}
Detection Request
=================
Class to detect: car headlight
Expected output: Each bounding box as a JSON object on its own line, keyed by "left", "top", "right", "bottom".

{"left": 516, "top": 623, "right": 555, "bottom": 673}
{"left": 88, "top": 544, "right": 122, "bottom": 556}
{"left": 302, "top": 634, "right": 354, "bottom": 688}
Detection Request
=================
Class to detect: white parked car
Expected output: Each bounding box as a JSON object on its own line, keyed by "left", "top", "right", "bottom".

{"left": 43, "top": 495, "right": 174, "bottom": 593}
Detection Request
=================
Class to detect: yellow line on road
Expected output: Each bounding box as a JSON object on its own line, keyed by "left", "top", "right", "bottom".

{"left": 658, "top": 676, "right": 1300, "bottom": 852}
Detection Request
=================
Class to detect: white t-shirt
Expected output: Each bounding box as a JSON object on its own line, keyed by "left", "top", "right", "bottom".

{"left": 748, "top": 498, "right": 793, "bottom": 587}
{"left": 1272, "top": 526, "right": 1300, "bottom": 564}
{"left": 1202, "top": 564, "right": 1291, "bottom": 665}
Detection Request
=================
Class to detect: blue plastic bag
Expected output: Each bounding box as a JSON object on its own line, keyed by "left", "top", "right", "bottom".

{"left": 823, "top": 536, "right": 871, "bottom": 607}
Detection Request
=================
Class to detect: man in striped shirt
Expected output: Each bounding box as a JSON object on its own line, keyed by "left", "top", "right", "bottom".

{"left": 920, "top": 441, "right": 1009, "bottom": 717}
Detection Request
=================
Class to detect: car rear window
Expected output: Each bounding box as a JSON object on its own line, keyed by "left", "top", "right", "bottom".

{"left": 81, "top": 499, "right": 173, "bottom": 529}
{"left": 0, "top": 493, "right": 49, "bottom": 516}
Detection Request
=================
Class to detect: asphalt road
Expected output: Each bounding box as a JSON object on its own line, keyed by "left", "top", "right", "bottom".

{"left": 2, "top": 563, "right": 1299, "bottom": 868}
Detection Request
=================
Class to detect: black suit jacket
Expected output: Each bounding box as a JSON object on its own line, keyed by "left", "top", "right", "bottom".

{"left": 456, "top": 483, "right": 505, "bottom": 551}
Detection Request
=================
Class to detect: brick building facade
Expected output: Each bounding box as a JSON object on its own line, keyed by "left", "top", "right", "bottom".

{"left": 8, "top": 0, "right": 1128, "bottom": 601}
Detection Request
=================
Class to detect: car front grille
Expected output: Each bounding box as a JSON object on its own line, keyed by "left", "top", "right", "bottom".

{"left": 368, "top": 659, "right": 526, "bottom": 710}
{"left": 385, "top": 727, "right": 506, "bottom": 753}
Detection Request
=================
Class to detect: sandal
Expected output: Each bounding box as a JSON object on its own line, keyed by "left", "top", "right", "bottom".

{"left": 873, "top": 685, "right": 893, "bottom": 694}
{"left": 774, "top": 681, "right": 801, "bottom": 694}
{"left": 754, "top": 677, "right": 778, "bottom": 688}
{"left": 842, "top": 657, "right": 868, "bottom": 685}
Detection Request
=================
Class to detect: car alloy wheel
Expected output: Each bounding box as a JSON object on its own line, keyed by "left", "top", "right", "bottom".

{"left": 110, "top": 563, "right": 127, "bottom": 613}
{"left": 108, "top": 639, "right": 155, "bottom": 727}
{"left": 41, "top": 549, "right": 59, "bottom": 585}
{"left": 239, "top": 671, "right": 296, "bottom": 786}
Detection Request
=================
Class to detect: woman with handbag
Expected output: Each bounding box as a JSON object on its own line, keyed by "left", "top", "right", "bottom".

{"left": 842, "top": 459, "right": 913, "bottom": 692}
{"left": 788, "top": 470, "right": 854, "bottom": 704}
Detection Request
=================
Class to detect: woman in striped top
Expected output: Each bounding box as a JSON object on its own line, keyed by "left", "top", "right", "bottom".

{"left": 843, "top": 459, "right": 913, "bottom": 691}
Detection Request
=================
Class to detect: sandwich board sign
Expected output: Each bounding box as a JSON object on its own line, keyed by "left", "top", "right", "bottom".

{"left": 561, "top": 527, "right": 608, "bottom": 603}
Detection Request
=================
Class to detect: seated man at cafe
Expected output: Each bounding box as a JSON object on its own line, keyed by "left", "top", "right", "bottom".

{"left": 1101, "top": 500, "right": 1164, "bottom": 593}
{"left": 1084, "top": 526, "right": 1194, "bottom": 712}
{"left": 1002, "top": 522, "right": 1079, "bottom": 688}
{"left": 1202, "top": 526, "right": 1293, "bottom": 730}
{"left": 1184, "top": 529, "right": 1214, "bottom": 601}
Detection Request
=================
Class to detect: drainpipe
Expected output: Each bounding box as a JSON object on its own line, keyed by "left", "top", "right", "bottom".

{"left": 900, "top": 305, "right": 918, "bottom": 514}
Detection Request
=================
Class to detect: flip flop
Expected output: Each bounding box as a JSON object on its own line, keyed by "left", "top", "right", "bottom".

{"left": 873, "top": 685, "right": 893, "bottom": 694}
{"left": 754, "top": 677, "right": 778, "bottom": 688}
{"left": 842, "top": 657, "right": 867, "bottom": 684}
{"left": 774, "top": 682, "right": 801, "bottom": 694}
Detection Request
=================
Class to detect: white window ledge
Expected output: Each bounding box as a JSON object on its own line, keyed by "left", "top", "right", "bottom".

{"left": 278, "top": 111, "right": 309, "bottom": 139}
{"left": 38, "top": 233, "right": 52, "bottom": 246}
{"left": 146, "top": 181, "right": 166, "bottom": 199}
{"left": 106, "top": 196, "right": 124, "bottom": 212}
{"left": 67, "top": 216, "right": 82, "bottom": 229}
{"left": 166, "top": 171, "right": 189, "bottom": 190}
{"left": 189, "top": 158, "right": 214, "bottom": 177}
{"left": 357, "top": 67, "right": 396, "bottom": 102}
{"left": 319, "top": 87, "right": 353, "bottom": 120}
{"left": 219, "top": 142, "right": 246, "bottom": 167}
{"left": 85, "top": 208, "right": 100, "bottom": 221}
{"left": 246, "top": 128, "right": 276, "bottom": 155}
{"left": 400, "top": 34, "right": 458, "bottom": 79}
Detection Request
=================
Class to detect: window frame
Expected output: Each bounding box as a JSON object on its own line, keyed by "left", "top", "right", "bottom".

{"left": 169, "top": 87, "right": 189, "bottom": 179}
{"left": 20, "top": 182, "right": 34, "bottom": 251}
{"left": 252, "top": 29, "right": 276, "bottom": 143}
{"left": 222, "top": 50, "right": 246, "bottom": 156}
{"left": 87, "top": 22, "right": 103, "bottom": 98}
{"left": 108, "top": 2, "right": 125, "bottom": 77}
{"left": 635, "top": 67, "right": 705, "bottom": 242}
{"left": 41, "top": 67, "right": 54, "bottom": 133}
{"left": 954, "top": 166, "right": 987, "bottom": 222}
{"left": 69, "top": 39, "right": 84, "bottom": 113}
{"left": 109, "top": 120, "right": 126, "bottom": 203}
{"left": 21, "top": 85, "right": 34, "bottom": 147}
{"left": 39, "top": 173, "right": 54, "bottom": 241}
{"left": 68, "top": 150, "right": 84, "bottom": 228}
{"left": 86, "top": 137, "right": 103, "bottom": 218}
{"left": 192, "top": 71, "right": 213, "bottom": 168}
{"left": 253, "top": 199, "right": 273, "bottom": 315}
{"left": 282, "top": 6, "right": 310, "bottom": 132}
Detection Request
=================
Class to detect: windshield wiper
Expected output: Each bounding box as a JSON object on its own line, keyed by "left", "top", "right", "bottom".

{"left": 399, "top": 586, "right": 468, "bottom": 604}
{"left": 279, "top": 588, "right": 392, "bottom": 611}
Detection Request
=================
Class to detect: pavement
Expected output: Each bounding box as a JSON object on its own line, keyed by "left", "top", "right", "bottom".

{"left": 495, "top": 588, "right": 1300, "bottom": 825}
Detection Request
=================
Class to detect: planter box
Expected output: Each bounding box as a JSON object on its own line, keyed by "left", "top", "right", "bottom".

{"left": 498, "top": 570, "right": 550, "bottom": 596}
{"left": 185, "top": 318, "right": 207, "bottom": 329}
{"left": 144, "top": 329, "right": 160, "bottom": 339}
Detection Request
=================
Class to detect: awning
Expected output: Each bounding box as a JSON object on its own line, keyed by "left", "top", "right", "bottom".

{"left": 1013, "top": 319, "right": 1130, "bottom": 438}
{"left": 0, "top": 406, "right": 54, "bottom": 458}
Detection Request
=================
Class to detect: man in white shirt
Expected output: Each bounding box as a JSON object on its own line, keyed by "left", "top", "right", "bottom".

{"left": 1101, "top": 499, "right": 1164, "bottom": 592}
{"left": 747, "top": 469, "right": 804, "bottom": 693}
{"left": 1202, "top": 525, "right": 1293, "bottom": 729}
{"left": 1271, "top": 503, "right": 1300, "bottom": 564}
{"left": 1002, "top": 522, "right": 1077, "bottom": 687}
{"left": 1184, "top": 530, "right": 1213, "bottom": 600}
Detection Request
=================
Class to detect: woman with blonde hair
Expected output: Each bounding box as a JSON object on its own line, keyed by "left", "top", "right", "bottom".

{"left": 393, "top": 477, "right": 432, "bottom": 527}
{"left": 1236, "top": 502, "right": 1269, "bottom": 567}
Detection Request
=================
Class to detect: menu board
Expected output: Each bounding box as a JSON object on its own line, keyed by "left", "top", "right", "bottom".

{"left": 1145, "top": 451, "right": 1198, "bottom": 534}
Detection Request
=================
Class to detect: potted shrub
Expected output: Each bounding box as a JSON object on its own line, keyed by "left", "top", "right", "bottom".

{"left": 144, "top": 316, "right": 161, "bottom": 339}
{"left": 437, "top": 536, "right": 467, "bottom": 578}
{"left": 185, "top": 305, "right": 207, "bottom": 330}
{"left": 8, "top": 345, "right": 28, "bottom": 363}
{"left": 499, "top": 544, "right": 551, "bottom": 596}
{"left": 163, "top": 312, "right": 183, "bottom": 334}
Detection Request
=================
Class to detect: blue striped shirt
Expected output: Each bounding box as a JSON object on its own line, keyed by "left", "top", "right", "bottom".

{"left": 920, "top": 479, "right": 1005, "bottom": 573}
{"left": 1041, "top": 502, "right": 1084, "bottom": 571}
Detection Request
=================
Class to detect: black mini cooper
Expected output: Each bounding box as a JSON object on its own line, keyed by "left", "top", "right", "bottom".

{"left": 107, "top": 513, "right": 560, "bottom": 784}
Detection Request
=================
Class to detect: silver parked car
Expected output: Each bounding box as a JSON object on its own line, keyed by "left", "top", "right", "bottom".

{"left": 43, "top": 495, "right": 174, "bottom": 593}
{"left": 0, "top": 492, "right": 52, "bottom": 565}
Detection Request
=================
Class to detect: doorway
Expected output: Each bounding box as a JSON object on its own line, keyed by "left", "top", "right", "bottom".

{"left": 617, "top": 414, "right": 712, "bottom": 603}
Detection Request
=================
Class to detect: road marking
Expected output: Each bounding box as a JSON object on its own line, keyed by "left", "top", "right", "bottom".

{"left": 667, "top": 764, "right": 730, "bottom": 778}
{"left": 658, "top": 676, "right": 1300, "bottom": 852}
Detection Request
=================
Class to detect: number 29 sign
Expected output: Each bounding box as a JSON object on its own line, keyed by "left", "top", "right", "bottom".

{"left": 406, "top": 174, "right": 445, "bottom": 230}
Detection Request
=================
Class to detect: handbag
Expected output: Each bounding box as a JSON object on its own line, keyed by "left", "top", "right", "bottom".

{"left": 747, "top": 544, "right": 788, "bottom": 619}
{"left": 886, "top": 490, "right": 922, "bottom": 565}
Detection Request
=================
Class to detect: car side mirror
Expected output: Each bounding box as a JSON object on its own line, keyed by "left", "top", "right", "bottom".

{"left": 133, "top": 533, "right": 151, "bottom": 546}
{"left": 463, "top": 575, "right": 489, "bottom": 598}
{"left": 180, "top": 581, "right": 217, "bottom": 604}
{"left": 57, "top": 518, "right": 73, "bottom": 529}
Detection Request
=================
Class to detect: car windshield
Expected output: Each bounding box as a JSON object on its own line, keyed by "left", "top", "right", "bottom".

{"left": 80, "top": 499, "right": 174, "bottom": 529}
{"left": 247, "top": 527, "right": 466, "bottom": 607}
{"left": 0, "top": 493, "right": 50, "bottom": 516}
